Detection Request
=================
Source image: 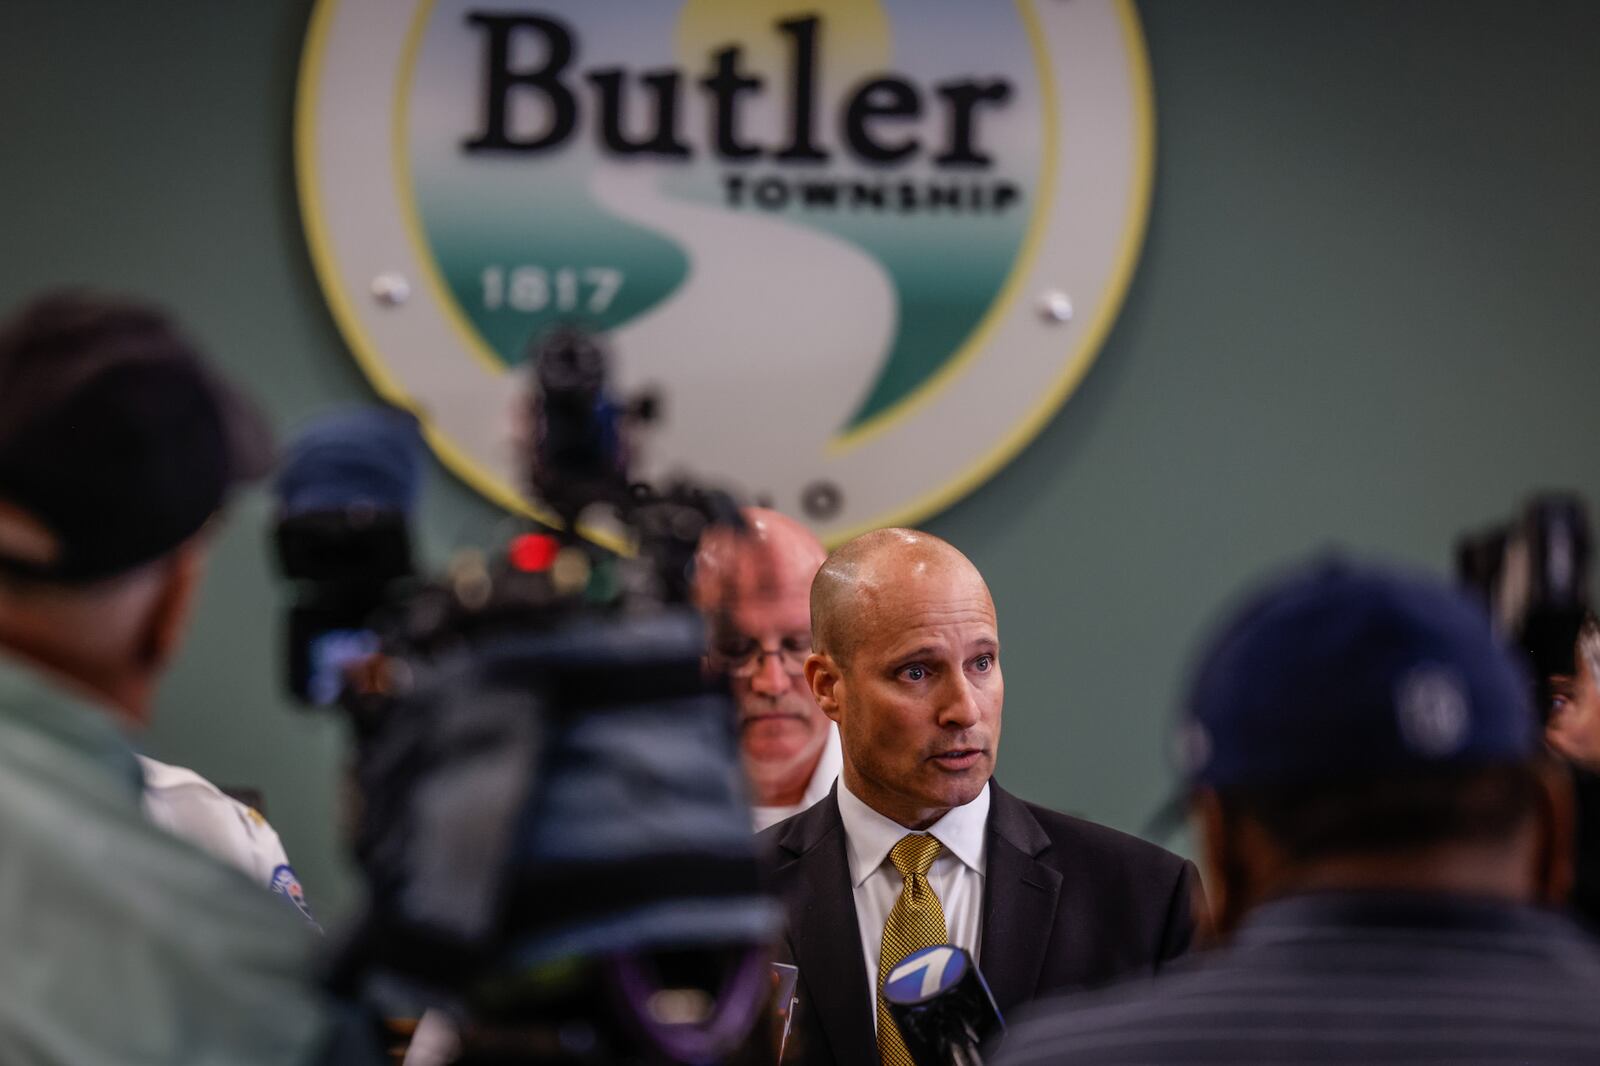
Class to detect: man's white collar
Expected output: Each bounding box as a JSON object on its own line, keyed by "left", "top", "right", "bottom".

{"left": 836, "top": 776, "right": 990, "bottom": 888}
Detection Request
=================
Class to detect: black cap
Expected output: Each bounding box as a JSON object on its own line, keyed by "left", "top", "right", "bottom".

{"left": 0, "top": 291, "right": 273, "bottom": 583}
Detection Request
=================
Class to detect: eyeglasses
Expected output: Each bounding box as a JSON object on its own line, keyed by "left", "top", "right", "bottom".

{"left": 709, "top": 636, "right": 812, "bottom": 678}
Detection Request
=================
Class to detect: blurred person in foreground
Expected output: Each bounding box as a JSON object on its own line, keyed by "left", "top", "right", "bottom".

{"left": 696, "top": 506, "right": 841, "bottom": 830}
{"left": 0, "top": 292, "right": 352, "bottom": 1064}
{"left": 762, "top": 528, "right": 1197, "bottom": 1066}
{"left": 995, "top": 559, "right": 1600, "bottom": 1066}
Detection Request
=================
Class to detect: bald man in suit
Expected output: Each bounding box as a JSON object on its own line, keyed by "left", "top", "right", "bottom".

{"left": 757, "top": 529, "right": 1198, "bottom": 1066}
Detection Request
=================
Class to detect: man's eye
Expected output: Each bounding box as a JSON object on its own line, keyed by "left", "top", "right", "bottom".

{"left": 716, "top": 639, "right": 757, "bottom": 660}
{"left": 781, "top": 635, "right": 812, "bottom": 654}
{"left": 900, "top": 664, "right": 928, "bottom": 682}
{"left": 973, "top": 654, "right": 993, "bottom": 672}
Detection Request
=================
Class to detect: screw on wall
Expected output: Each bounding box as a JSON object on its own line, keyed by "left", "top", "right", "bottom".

{"left": 371, "top": 273, "right": 411, "bottom": 307}
{"left": 1040, "top": 290, "right": 1073, "bottom": 323}
{"left": 802, "top": 481, "right": 843, "bottom": 521}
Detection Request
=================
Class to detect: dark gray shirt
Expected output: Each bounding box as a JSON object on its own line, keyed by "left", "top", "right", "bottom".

{"left": 993, "top": 892, "right": 1600, "bottom": 1066}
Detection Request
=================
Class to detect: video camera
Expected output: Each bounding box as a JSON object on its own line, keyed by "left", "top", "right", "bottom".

{"left": 1456, "top": 492, "right": 1600, "bottom": 932}
{"left": 1455, "top": 493, "right": 1592, "bottom": 717}
{"left": 273, "top": 326, "right": 781, "bottom": 1064}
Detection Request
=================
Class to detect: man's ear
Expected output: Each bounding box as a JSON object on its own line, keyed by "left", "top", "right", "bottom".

{"left": 1531, "top": 755, "right": 1576, "bottom": 908}
{"left": 1192, "top": 789, "right": 1282, "bottom": 940}
{"left": 805, "top": 652, "right": 842, "bottom": 724}
{"left": 136, "top": 540, "right": 208, "bottom": 672}
{"left": 1191, "top": 791, "right": 1232, "bottom": 938}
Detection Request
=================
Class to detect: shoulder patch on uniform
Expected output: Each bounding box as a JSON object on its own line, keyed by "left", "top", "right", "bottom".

{"left": 269, "top": 864, "right": 318, "bottom": 927}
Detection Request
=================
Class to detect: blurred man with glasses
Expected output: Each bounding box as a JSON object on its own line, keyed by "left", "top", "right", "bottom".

{"left": 695, "top": 507, "right": 841, "bottom": 830}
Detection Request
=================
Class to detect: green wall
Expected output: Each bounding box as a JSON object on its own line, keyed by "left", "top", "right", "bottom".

{"left": 3, "top": 1, "right": 1597, "bottom": 926}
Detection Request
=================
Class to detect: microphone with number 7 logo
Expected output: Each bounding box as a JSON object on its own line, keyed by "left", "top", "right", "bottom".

{"left": 883, "top": 944, "right": 1005, "bottom": 1066}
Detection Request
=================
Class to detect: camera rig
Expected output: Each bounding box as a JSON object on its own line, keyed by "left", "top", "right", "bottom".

{"left": 274, "top": 326, "right": 780, "bottom": 1064}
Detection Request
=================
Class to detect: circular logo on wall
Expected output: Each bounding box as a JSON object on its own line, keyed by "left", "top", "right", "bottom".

{"left": 296, "top": 0, "right": 1153, "bottom": 543}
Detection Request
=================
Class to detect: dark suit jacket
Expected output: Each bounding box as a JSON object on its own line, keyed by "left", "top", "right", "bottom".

{"left": 757, "top": 783, "right": 1199, "bottom": 1066}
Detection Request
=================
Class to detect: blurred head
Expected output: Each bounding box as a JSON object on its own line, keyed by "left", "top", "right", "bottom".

{"left": 694, "top": 508, "right": 829, "bottom": 807}
{"left": 806, "top": 528, "right": 1001, "bottom": 830}
{"left": 0, "top": 550, "right": 209, "bottom": 724}
{"left": 1179, "top": 559, "right": 1571, "bottom": 934}
{"left": 0, "top": 291, "right": 271, "bottom": 722}
{"left": 1546, "top": 614, "right": 1600, "bottom": 771}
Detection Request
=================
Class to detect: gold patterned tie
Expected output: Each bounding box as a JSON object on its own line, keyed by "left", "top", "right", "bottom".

{"left": 876, "top": 833, "right": 948, "bottom": 1066}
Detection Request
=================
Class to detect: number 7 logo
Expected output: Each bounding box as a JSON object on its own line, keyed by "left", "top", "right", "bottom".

{"left": 887, "top": 945, "right": 958, "bottom": 1001}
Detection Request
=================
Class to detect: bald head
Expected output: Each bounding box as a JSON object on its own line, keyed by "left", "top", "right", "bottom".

{"left": 694, "top": 507, "right": 826, "bottom": 609}
{"left": 694, "top": 509, "right": 832, "bottom": 809}
{"left": 804, "top": 528, "right": 1001, "bottom": 828}
{"left": 811, "top": 528, "right": 988, "bottom": 666}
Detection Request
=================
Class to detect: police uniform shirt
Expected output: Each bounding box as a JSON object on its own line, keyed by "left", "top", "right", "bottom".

{"left": 139, "top": 755, "right": 317, "bottom": 925}
{"left": 0, "top": 652, "right": 331, "bottom": 1065}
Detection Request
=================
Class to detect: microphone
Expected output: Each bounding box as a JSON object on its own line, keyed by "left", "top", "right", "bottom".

{"left": 883, "top": 944, "right": 1004, "bottom": 1066}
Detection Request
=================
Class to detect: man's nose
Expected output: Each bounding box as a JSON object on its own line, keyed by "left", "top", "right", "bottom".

{"left": 748, "top": 652, "right": 792, "bottom": 696}
{"left": 939, "top": 676, "right": 982, "bottom": 729}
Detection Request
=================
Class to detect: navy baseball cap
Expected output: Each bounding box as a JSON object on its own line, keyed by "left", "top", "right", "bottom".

{"left": 1176, "top": 557, "right": 1539, "bottom": 793}
{"left": 276, "top": 406, "right": 425, "bottom": 519}
{"left": 0, "top": 291, "right": 273, "bottom": 583}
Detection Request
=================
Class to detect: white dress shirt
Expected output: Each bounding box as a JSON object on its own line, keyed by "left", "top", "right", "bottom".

{"left": 836, "top": 776, "right": 990, "bottom": 1027}
{"left": 751, "top": 722, "right": 843, "bottom": 832}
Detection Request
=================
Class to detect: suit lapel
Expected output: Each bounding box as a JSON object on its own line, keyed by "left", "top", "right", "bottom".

{"left": 978, "top": 784, "right": 1063, "bottom": 1015}
{"left": 775, "top": 790, "right": 876, "bottom": 1066}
